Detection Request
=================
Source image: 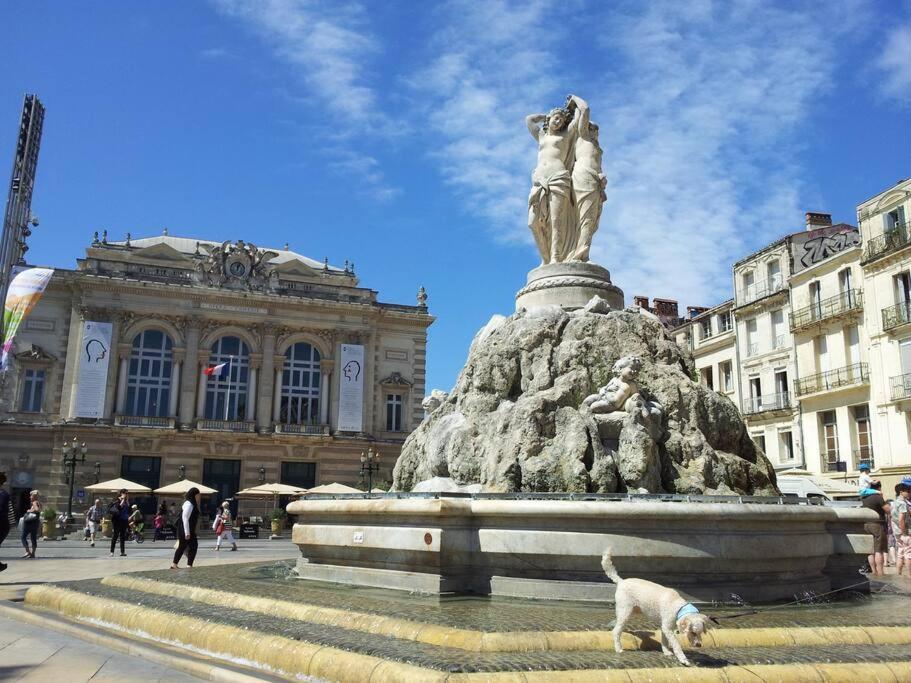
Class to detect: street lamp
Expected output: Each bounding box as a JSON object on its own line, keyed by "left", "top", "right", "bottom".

{"left": 258, "top": 466, "right": 266, "bottom": 484}
{"left": 93, "top": 462, "right": 101, "bottom": 483}
{"left": 178, "top": 464, "right": 186, "bottom": 480}
{"left": 61, "top": 436, "right": 87, "bottom": 526}
{"left": 360, "top": 446, "right": 381, "bottom": 492}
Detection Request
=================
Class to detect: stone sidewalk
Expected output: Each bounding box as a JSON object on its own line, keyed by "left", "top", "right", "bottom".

{"left": 0, "top": 613, "right": 204, "bottom": 682}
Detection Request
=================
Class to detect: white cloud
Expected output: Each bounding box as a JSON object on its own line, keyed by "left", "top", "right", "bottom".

{"left": 877, "top": 20, "right": 911, "bottom": 104}
{"left": 211, "top": 0, "right": 397, "bottom": 198}
{"left": 411, "top": 0, "right": 862, "bottom": 307}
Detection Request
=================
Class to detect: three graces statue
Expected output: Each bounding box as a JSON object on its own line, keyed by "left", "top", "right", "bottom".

{"left": 527, "top": 94, "right": 606, "bottom": 264}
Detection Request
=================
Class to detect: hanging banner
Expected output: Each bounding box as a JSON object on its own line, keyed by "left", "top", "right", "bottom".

{"left": 1, "top": 266, "right": 54, "bottom": 369}
{"left": 74, "top": 320, "right": 113, "bottom": 418}
{"left": 338, "top": 344, "right": 365, "bottom": 432}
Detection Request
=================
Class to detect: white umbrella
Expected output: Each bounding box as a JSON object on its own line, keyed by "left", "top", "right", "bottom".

{"left": 153, "top": 479, "right": 218, "bottom": 496}
{"left": 84, "top": 477, "right": 151, "bottom": 494}
{"left": 306, "top": 482, "right": 361, "bottom": 494}
{"left": 235, "top": 483, "right": 307, "bottom": 497}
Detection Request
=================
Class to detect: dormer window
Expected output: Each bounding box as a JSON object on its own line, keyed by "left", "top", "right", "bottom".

{"left": 886, "top": 206, "right": 906, "bottom": 232}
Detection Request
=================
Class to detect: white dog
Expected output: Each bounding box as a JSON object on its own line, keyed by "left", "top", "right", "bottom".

{"left": 602, "top": 548, "right": 713, "bottom": 666}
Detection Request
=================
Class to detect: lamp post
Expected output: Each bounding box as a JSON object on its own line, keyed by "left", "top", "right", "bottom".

{"left": 258, "top": 466, "right": 266, "bottom": 484}
{"left": 93, "top": 462, "right": 101, "bottom": 483}
{"left": 360, "top": 446, "right": 381, "bottom": 492}
{"left": 61, "top": 436, "right": 87, "bottom": 526}
{"left": 178, "top": 464, "right": 186, "bottom": 480}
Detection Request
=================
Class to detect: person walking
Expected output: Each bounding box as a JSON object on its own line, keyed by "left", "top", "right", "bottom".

{"left": 214, "top": 501, "right": 238, "bottom": 552}
{"left": 171, "top": 487, "right": 200, "bottom": 569}
{"left": 109, "top": 489, "right": 130, "bottom": 557}
{"left": 892, "top": 482, "right": 911, "bottom": 577}
{"left": 861, "top": 481, "right": 890, "bottom": 577}
{"left": 128, "top": 504, "right": 143, "bottom": 541}
{"left": 0, "top": 472, "right": 13, "bottom": 571}
{"left": 20, "top": 490, "right": 41, "bottom": 559}
{"left": 86, "top": 499, "right": 104, "bottom": 547}
{"left": 153, "top": 503, "right": 167, "bottom": 542}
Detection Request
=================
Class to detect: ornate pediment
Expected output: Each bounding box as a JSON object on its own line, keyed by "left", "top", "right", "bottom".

{"left": 131, "top": 242, "right": 194, "bottom": 263}
{"left": 194, "top": 240, "right": 279, "bottom": 292}
{"left": 14, "top": 344, "right": 56, "bottom": 363}
{"left": 380, "top": 372, "right": 413, "bottom": 388}
{"left": 271, "top": 259, "right": 322, "bottom": 278}
{"left": 874, "top": 189, "right": 910, "bottom": 212}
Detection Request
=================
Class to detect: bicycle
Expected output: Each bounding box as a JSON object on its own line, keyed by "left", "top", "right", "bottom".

{"left": 128, "top": 522, "right": 145, "bottom": 544}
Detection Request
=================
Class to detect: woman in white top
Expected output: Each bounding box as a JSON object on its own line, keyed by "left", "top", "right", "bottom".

{"left": 170, "top": 487, "right": 200, "bottom": 569}
{"left": 214, "top": 500, "right": 237, "bottom": 551}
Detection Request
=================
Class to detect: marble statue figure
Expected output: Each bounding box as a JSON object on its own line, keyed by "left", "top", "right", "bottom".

{"left": 526, "top": 94, "right": 606, "bottom": 265}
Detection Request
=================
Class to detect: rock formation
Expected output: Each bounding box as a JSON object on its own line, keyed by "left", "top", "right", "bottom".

{"left": 393, "top": 302, "right": 778, "bottom": 495}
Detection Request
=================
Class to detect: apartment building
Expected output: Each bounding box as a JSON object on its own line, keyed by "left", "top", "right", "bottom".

{"left": 858, "top": 177, "right": 911, "bottom": 488}
{"left": 732, "top": 234, "right": 799, "bottom": 467}
{"left": 672, "top": 300, "right": 739, "bottom": 408}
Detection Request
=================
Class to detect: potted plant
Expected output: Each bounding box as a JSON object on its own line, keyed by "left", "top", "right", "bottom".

{"left": 41, "top": 507, "right": 57, "bottom": 540}
{"left": 270, "top": 508, "right": 285, "bottom": 536}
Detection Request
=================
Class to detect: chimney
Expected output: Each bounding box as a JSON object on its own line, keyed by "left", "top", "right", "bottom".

{"left": 652, "top": 298, "right": 679, "bottom": 319}
{"left": 687, "top": 305, "right": 709, "bottom": 319}
{"left": 805, "top": 212, "right": 832, "bottom": 230}
{"left": 633, "top": 295, "right": 650, "bottom": 309}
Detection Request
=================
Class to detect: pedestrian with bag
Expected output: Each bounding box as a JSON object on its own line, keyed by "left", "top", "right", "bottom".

{"left": 892, "top": 482, "right": 911, "bottom": 576}
{"left": 0, "top": 472, "right": 14, "bottom": 571}
{"left": 86, "top": 499, "right": 104, "bottom": 547}
{"left": 171, "top": 487, "right": 200, "bottom": 569}
{"left": 214, "top": 500, "right": 238, "bottom": 551}
{"left": 109, "top": 489, "right": 130, "bottom": 557}
{"left": 20, "top": 490, "right": 41, "bottom": 559}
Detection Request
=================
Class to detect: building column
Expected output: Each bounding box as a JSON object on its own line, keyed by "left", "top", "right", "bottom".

{"left": 179, "top": 319, "right": 200, "bottom": 429}
{"left": 169, "top": 349, "right": 184, "bottom": 417}
{"left": 103, "top": 319, "right": 126, "bottom": 422}
{"left": 114, "top": 344, "right": 131, "bottom": 415}
{"left": 319, "top": 359, "right": 334, "bottom": 426}
{"left": 272, "top": 356, "right": 285, "bottom": 423}
{"left": 257, "top": 328, "right": 276, "bottom": 432}
{"left": 196, "top": 351, "right": 211, "bottom": 420}
{"left": 61, "top": 301, "right": 85, "bottom": 420}
{"left": 247, "top": 363, "right": 259, "bottom": 422}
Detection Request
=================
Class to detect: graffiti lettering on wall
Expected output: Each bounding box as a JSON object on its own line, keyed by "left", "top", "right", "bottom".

{"left": 797, "top": 231, "right": 860, "bottom": 269}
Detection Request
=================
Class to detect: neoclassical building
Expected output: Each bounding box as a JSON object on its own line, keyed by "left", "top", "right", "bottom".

{"left": 0, "top": 233, "right": 433, "bottom": 514}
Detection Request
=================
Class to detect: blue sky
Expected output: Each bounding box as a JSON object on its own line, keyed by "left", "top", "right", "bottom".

{"left": 2, "top": 0, "right": 910, "bottom": 394}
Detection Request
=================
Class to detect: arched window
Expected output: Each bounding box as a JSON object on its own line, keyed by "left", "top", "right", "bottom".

{"left": 280, "top": 342, "right": 321, "bottom": 425}
{"left": 205, "top": 336, "right": 250, "bottom": 420}
{"left": 126, "top": 329, "right": 173, "bottom": 417}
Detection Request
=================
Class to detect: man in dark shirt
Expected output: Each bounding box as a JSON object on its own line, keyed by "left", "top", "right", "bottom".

{"left": 0, "top": 471, "right": 11, "bottom": 572}
{"left": 109, "top": 489, "right": 131, "bottom": 557}
{"left": 861, "top": 481, "right": 891, "bottom": 577}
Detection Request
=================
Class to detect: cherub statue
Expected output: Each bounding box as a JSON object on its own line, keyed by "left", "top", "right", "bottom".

{"left": 584, "top": 356, "right": 656, "bottom": 418}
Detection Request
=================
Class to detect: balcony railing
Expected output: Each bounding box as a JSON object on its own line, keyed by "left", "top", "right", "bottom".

{"left": 882, "top": 301, "right": 911, "bottom": 332}
{"left": 275, "top": 423, "right": 329, "bottom": 435}
{"left": 114, "top": 415, "right": 174, "bottom": 428}
{"left": 789, "top": 289, "right": 863, "bottom": 332}
{"left": 737, "top": 276, "right": 785, "bottom": 306}
{"left": 890, "top": 372, "right": 911, "bottom": 401}
{"left": 741, "top": 392, "right": 791, "bottom": 415}
{"left": 196, "top": 419, "right": 257, "bottom": 432}
{"left": 824, "top": 456, "right": 842, "bottom": 473}
{"left": 795, "top": 362, "right": 869, "bottom": 397}
{"left": 746, "top": 342, "right": 759, "bottom": 357}
{"left": 854, "top": 446, "right": 874, "bottom": 470}
{"left": 863, "top": 223, "right": 910, "bottom": 264}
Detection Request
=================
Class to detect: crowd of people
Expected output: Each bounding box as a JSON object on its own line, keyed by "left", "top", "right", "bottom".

{"left": 859, "top": 463, "right": 911, "bottom": 578}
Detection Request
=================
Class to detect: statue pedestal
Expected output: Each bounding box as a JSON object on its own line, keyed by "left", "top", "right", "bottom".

{"left": 515, "top": 262, "right": 624, "bottom": 313}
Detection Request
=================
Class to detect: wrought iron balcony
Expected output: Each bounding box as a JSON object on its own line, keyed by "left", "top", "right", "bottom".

{"left": 862, "top": 223, "right": 910, "bottom": 264}
{"left": 741, "top": 392, "right": 791, "bottom": 415}
{"left": 882, "top": 301, "right": 911, "bottom": 332}
{"left": 746, "top": 342, "right": 759, "bottom": 357}
{"left": 275, "top": 423, "right": 330, "bottom": 435}
{"left": 736, "top": 276, "right": 785, "bottom": 306}
{"left": 795, "top": 362, "right": 869, "bottom": 397}
{"left": 196, "top": 418, "right": 257, "bottom": 432}
{"left": 890, "top": 372, "right": 911, "bottom": 401}
{"left": 789, "top": 289, "right": 863, "bottom": 332}
{"left": 114, "top": 415, "right": 174, "bottom": 428}
{"left": 854, "top": 446, "right": 874, "bottom": 470}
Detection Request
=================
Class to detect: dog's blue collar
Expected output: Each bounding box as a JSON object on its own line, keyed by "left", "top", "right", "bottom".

{"left": 676, "top": 603, "right": 700, "bottom": 621}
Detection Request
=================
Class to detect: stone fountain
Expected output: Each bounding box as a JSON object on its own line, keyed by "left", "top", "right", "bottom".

{"left": 288, "top": 94, "right": 872, "bottom": 603}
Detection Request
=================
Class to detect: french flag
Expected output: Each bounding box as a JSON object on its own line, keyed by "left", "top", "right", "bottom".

{"left": 204, "top": 362, "right": 229, "bottom": 377}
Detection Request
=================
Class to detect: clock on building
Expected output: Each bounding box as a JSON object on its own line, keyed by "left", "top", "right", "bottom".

{"left": 228, "top": 260, "right": 248, "bottom": 278}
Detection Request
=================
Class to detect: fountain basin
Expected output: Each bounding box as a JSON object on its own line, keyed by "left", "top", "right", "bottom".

{"left": 288, "top": 494, "right": 874, "bottom": 603}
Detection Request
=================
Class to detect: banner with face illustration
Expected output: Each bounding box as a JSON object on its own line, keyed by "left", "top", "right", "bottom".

{"left": 338, "top": 344, "right": 364, "bottom": 432}
{"left": 74, "top": 320, "right": 113, "bottom": 418}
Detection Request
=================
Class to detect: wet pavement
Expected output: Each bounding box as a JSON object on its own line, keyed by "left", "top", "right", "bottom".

{"left": 42, "top": 561, "right": 911, "bottom": 674}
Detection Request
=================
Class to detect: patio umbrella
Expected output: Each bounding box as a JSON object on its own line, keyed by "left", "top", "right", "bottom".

{"left": 84, "top": 477, "right": 151, "bottom": 494}
{"left": 306, "top": 482, "right": 361, "bottom": 494}
{"left": 235, "top": 483, "right": 307, "bottom": 497}
{"left": 154, "top": 479, "right": 218, "bottom": 496}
